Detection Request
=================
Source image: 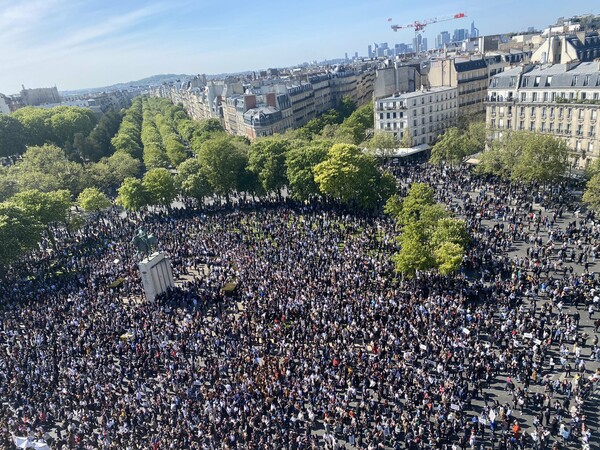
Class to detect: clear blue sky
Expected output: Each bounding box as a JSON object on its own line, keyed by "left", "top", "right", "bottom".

{"left": 0, "top": 0, "right": 596, "bottom": 94}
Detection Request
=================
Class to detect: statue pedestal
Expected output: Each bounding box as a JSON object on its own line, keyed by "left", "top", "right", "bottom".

{"left": 138, "top": 252, "right": 174, "bottom": 302}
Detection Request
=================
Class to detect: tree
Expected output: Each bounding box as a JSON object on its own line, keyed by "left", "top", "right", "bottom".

{"left": 392, "top": 223, "right": 434, "bottom": 277}
{"left": 465, "top": 121, "right": 486, "bottom": 155}
{"left": 479, "top": 131, "right": 568, "bottom": 183}
{"left": 0, "top": 202, "right": 43, "bottom": 268}
{"left": 435, "top": 242, "right": 464, "bottom": 276}
{"left": 143, "top": 168, "right": 177, "bottom": 207}
{"left": 10, "top": 189, "right": 71, "bottom": 248}
{"left": 116, "top": 177, "right": 150, "bottom": 211}
{"left": 175, "top": 159, "right": 213, "bottom": 204}
{"left": 314, "top": 143, "right": 389, "bottom": 209}
{"left": 430, "top": 127, "right": 467, "bottom": 166}
{"left": 583, "top": 173, "right": 600, "bottom": 212}
{"left": 197, "top": 135, "right": 247, "bottom": 201}
{"left": 248, "top": 137, "right": 289, "bottom": 195}
{"left": 0, "top": 167, "right": 18, "bottom": 202}
{"left": 390, "top": 182, "right": 468, "bottom": 277}
{"left": 430, "top": 218, "right": 470, "bottom": 249}
{"left": 11, "top": 189, "right": 71, "bottom": 226}
{"left": 286, "top": 142, "right": 329, "bottom": 201}
{"left": 13, "top": 144, "right": 85, "bottom": 194}
{"left": 0, "top": 115, "right": 26, "bottom": 157}
{"left": 337, "top": 104, "right": 374, "bottom": 144}
{"left": 400, "top": 129, "right": 413, "bottom": 148}
{"left": 364, "top": 132, "right": 397, "bottom": 158}
{"left": 511, "top": 133, "right": 568, "bottom": 183}
{"left": 337, "top": 96, "right": 357, "bottom": 120}
{"left": 77, "top": 187, "right": 112, "bottom": 212}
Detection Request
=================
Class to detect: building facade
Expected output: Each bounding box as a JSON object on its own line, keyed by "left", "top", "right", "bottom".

{"left": 428, "top": 57, "right": 489, "bottom": 116}
{"left": 375, "top": 86, "right": 458, "bottom": 146}
{"left": 154, "top": 66, "right": 376, "bottom": 140}
{"left": 486, "top": 62, "right": 600, "bottom": 167}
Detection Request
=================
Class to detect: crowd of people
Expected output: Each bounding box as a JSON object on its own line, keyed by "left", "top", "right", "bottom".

{"left": 0, "top": 162, "right": 599, "bottom": 450}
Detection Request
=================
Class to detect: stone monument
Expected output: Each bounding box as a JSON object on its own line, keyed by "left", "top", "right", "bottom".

{"left": 132, "top": 229, "right": 174, "bottom": 302}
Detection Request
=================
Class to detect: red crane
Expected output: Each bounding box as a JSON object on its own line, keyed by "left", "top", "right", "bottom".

{"left": 389, "top": 13, "right": 467, "bottom": 53}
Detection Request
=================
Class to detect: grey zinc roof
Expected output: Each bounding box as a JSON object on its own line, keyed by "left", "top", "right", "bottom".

{"left": 455, "top": 59, "right": 487, "bottom": 72}
{"left": 519, "top": 62, "right": 600, "bottom": 89}
{"left": 488, "top": 66, "right": 525, "bottom": 89}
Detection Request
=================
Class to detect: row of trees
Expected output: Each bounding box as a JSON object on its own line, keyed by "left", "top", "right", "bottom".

{"left": 429, "top": 122, "right": 486, "bottom": 166}
{"left": 478, "top": 131, "right": 569, "bottom": 184}
{"left": 385, "top": 183, "right": 469, "bottom": 277}
{"left": 0, "top": 106, "right": 99, "bottom": 158}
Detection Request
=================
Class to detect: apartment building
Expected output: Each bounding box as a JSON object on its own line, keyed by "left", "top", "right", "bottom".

{"left": 486, "top": 62, "right": 600, "bottom": 167}
{"left": 154, "top": 66, "right": 376, "bottom": 140}
{"left": 375, "top": 86, "right": 458, "bottom": 146}
{"left": 428, "top": 56, "right": 489, "bottom": 116}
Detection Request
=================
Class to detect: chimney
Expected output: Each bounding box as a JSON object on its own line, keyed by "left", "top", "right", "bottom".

{"left": 244, "top": 95, "right": 257, "bottom": 110}
{"left": 266, "top": 93, "right": 276, "bottom": 108}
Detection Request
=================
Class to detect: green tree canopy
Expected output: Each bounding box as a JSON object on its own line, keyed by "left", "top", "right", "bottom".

{"left": 116, "top": 177, "right": 150, "bottom": 211}
{"left": 248, "top": 136, "right": 289, "bottom": 195}
{"left": 314, "top": 143, "right": 390, "bottom": 209}
{"left": 77, "top": 187, "right": 112, "bottom": 212}
{"left": 10, "top": 189, "right": 71, "bottom": 226}
{"left": 364, "top": 132, "right": 397, "bottom": 158}
{"left": 286, "top": 141, "right": 330, "bottom": 201}
{"left": 430, "top": 127, "right": 467, "bottom": 166}
{"left": 175, "top": 158, "right": 213, "bottom": 203}
{"left": 583, "top": 173, "right": 600, "bottom": 212}
{"left": 0, "top": 115, "right": 27, "bottom": 157}
{"left": 143, "top": 168, "right": 177, "bottom": 207}
{"left": 12, "top": 144, "right": 85, "bottom": 194}
{"left": 197, "top": 135, "right": 247, "bottom": 200}
{"left": 0, "top": 202, "right": 44, "bottom": 267}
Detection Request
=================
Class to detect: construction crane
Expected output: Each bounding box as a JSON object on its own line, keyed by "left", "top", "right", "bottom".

{"left": 389, "top": 13, "right": 467, "bottom": 54}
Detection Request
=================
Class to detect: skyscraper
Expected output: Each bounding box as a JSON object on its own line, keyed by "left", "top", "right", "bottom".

{"left": 470, "top": 21, "right": 479, "bottom": 38}
{"left": 435, "top": 31, "right": 451, "bottom": 49}
{"left": 368, "top": 45, "right": 373, "bottom": 58}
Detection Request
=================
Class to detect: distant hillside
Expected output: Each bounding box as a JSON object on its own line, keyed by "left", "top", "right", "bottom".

{"left": 61, "top": 74, "right": 193, "bottom": 95}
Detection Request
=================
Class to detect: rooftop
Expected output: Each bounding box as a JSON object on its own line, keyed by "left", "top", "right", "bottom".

{"left": 378, "top": 86, "right": 455, "bottom": 102}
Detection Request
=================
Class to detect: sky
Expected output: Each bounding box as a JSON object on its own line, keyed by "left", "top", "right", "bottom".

{"left": 0, "top": 0, "right": 597, "bottom": 94}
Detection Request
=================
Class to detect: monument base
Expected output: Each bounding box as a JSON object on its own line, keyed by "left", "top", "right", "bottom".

{"left": 138, "top": 252, "right": 174, "bottom": 302}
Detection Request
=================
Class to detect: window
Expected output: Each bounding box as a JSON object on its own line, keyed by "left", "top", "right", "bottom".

{"left": 550, "top": 107, "right": 554, "bottom": 118}
{"left": 491, "top": 119, "right": 496, "bottom": 128}
{"left": 577, "top": 125, "right": 583, "bottom": 136}
{"left": 578, "top": 109, "right": 584, "bottom": 119}
{"left": 542, "top": 107, "right": 547, "bottom": 118}
{"left": 546, "top": 76, "right": 552, "bottom": 87}
{"left": 499, "top": 119, "right": 504, "bottom": 128}
{"left": 567, "top": 108, "right": 572, "bottom": 118}
{"left": 531, "top": 106, "right": 536, "bottom": 116}
{"left": 572, "top": 76, "right": 578, "bottom": 86}
{"left": 386, "top": 113, "right": 390, "bottom": 119}
{"left": 509, "top": 76, "right": 517, "bottom": 87}
{"left": 519, "top": 120, "right": 524, "bottom": 130}
{"left": 392, "top": 112, "right": 397, "bottom": 119}
{"left": 541, "top": 123, "right": 546, "bottom": 132}
{"left": 543, "top": 92, "right": 548, "bottom": 102}
{"left": 529, "top": 122, "right": 535, "bottom": 131}
{"left": 534, "top": 76, "right": 540, "bottom": 87}
{"left": 549, "top": 123, "right": 554, "bottom": 132}
{"left": 379, "top": 113, "right": 383, "bottom": 119}
{"left": 584, "top": 75, "right": 590, "bottom": 86}
{"left": 551, "top": 92, "right": 556, "bottom": 102}
{"left": 590, "top": 126, "right": 596, "bottom": 137}
{"left": 532, "top": 92, "right": 538, "bottom": 102}
{"left": 523, "top": 77, "right": 529, "bottom": 87}
{"left": 592, "top": 110, "right": 597, "bottom": 120}
{"left": 559, "top": 108, "right": 564, "bottom": 118}
{"left": 521, "top": 92, "right": 526, "bottom": 102}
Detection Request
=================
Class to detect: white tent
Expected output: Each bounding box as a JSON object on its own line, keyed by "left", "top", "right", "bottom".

{"left": 13, "top": 437, "right": 51, "bottom": 450}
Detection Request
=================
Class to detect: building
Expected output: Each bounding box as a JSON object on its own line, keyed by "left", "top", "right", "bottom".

{"left": 154, "top": 64, "right": 376, "bottom": 141}
{"left": 20, "top": 86, "right": 60, "bottom": 106}
{"left": 436, "top": 31, "right": 451, "bottom": 49}
{"left": 428, "top": 56, "right": 489, "bottom": 116}
{"left": 374, "top": 86, "right": 458, "bottom": 146}
{"left": 485, "top": 62, "right": 600, "bottom": 167}
{"left": 531, "top": 32, "right": 600, "bottom": 64}
{"left": 0, "top": 94, "right": 10, "bottom": 115}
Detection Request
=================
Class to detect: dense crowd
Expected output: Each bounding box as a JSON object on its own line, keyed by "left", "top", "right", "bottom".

{"left": 0, "top": 163, "right": 599, "bottom": 450}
